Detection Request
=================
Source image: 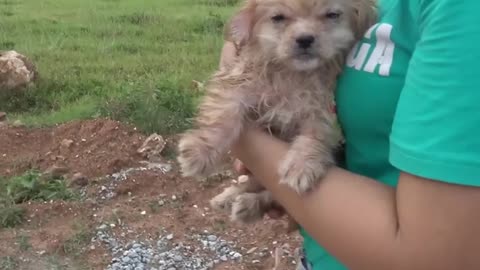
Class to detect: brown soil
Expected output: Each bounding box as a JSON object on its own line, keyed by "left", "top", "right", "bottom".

{"left": 0, "top": 119, "right": 302, "bottom": 270}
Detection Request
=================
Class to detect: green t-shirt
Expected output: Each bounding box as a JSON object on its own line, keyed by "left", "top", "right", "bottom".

{"left": 301, "top": 0, "right": 480, "bottom": 269}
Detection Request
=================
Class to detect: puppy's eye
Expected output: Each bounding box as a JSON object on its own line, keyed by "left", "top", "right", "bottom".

{"left": 325, "top": 11, "right": 342, "bottom": 19}
{"left": 271, "top": 14, "right": 286, "bottom": 23}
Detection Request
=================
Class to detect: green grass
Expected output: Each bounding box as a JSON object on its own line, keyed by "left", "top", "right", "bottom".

{"left": 0, "top": 0, "right": 240, "bottom": 134}
{"left": 4, "top": 170, "right": 79, "bottom": 204}
{"left": 16, "top": 234, "right": 31, "bottom": 251}
{"left": 0, "top": 170, "right": 79, "bottom": 228}
{"left": 62, "top": 222, "right": 91, "bottom": 258}
{"left": 0, "top": 203, "right": 25, "bottom": 229}
{"left": 0, "top": 256, "right": 18, "bottom": 270}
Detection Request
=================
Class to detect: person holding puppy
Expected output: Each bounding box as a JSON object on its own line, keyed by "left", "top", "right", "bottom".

{"left": 221, "top": 0, "right": 480, "bottom": 269}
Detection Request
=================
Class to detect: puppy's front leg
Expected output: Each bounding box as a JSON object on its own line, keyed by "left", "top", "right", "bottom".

{"left": 278, "top": 120, "right": 336, "bottom": 194}
{"left": 178, "top": 88, "right": 251, "bottom": 178}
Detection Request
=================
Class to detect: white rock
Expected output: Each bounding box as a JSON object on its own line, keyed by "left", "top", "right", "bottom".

{"left": 137, "top": 133, "right": 166, "bottom": 161}
{"left": 0, "top": 50, "right": 37, "bottom": 91}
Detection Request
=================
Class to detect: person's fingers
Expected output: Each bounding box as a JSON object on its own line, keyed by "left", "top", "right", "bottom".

{"left": 267, "top": 206, "right": 286, "bottom": 219}
{"left": 266, "top": 208, "right": 285, "bottom": 219}
{"left": 233, "top": 159, "right": 249, "bottom": 175}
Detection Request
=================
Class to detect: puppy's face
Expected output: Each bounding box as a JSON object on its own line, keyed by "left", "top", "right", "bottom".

{"left": 227, "top": 0, "right": 375, "bottom": 71}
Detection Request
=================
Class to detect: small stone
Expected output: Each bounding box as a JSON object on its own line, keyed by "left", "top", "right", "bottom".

{"left": 171, "top": 195, "right": 177, "bottom": 201}
{"left": 220, "top": 255, "right": 228, "bottom": 262}
{"left": 207, "top": 235, "right": 217, "bottom": 242}
{"left": 97, "top": 224, "right": 108, "bottom": 230}
{"left": 128, "top": 250, "right": 138, "bottom": 258}
{"left": 122, "top": 257, "right": 131, "bottom": 263}
{"left": 166, "top": 234, "right": 174, "bottom": 240}
{"left": 0, "top": 112, "right": 6, "bottom": 122}
{"left": 44, "top": 165, "right": 69, "bottom": 179}
{"left": 137, "top": 133, "right": 166, "bottom": 161}
{"left": 69, "top": 172, "right": 88, "bottom": 187}
{"left": 252, "top": 259, "right": 260, "bottom": 264}
{"left": 246, "top": 247, "right": 257, "bottom": 254}
{"left": 90, "top": 245, "right": 96, "bottom": 250}
{"left": 173, "top": 255, "right": 183, "bottom": 262}
{"left": 158, "top": 200, "right": 165, "bottom": 206}
{"left": 12, "top": 119, "right": 24, "bottom": 127}
{"left": 60, "top": 139, "right": 74, "bottom": 148}
{"left": 140, "top": 210, "right": 146, "bottom": 215}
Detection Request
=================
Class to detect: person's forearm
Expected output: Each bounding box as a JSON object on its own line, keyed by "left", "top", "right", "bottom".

{"left": 232, "top": 128, "right": 400, "bottom": 269}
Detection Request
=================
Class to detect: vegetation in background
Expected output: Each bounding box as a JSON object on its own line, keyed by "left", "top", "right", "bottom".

{"left": 0, "top": 256, "right": 19, "bottom": 270}
{"left": 0, "top": 170, "right": 79, "bottom": 228}
{"left": 0, "top": 0, "right": 240, "bottom": 134}
{"left": 61, "top": 222, "right": 92, "bottom": 259}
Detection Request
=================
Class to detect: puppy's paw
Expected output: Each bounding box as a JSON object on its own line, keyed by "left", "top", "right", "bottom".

{"left": 231, "top": 193, "right": 266, "bottom": 224}
{"left": 210, "top": 186, "right": 242, "bottom": 212}
{"left": 278, "top": 150, "right": 328, "bottom": 194}
{"left": 177, "top": 132, "right": 217, "bottom": 178}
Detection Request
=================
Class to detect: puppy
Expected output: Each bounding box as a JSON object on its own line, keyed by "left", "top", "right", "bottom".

{"left": 178, "top": 0, "right": 377, "bottom": 224}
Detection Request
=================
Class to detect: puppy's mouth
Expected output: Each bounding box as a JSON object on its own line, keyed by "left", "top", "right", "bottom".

{"left": 293, "top": 51, "right": 316, "bottom": 61}
{"left": 290, "top": 50, "right": 320, "bottom": 71}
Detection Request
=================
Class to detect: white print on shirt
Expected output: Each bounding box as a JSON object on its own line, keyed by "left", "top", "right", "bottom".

{"left": 346, "top": 23, "right": 395, "bottom": 76}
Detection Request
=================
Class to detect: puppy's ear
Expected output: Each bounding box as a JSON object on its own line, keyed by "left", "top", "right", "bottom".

{"left": 351, "top": 0, "right": 377, "bottom": 39}
{"left": 224, "top": 0, "right": 256, "bottom": 51}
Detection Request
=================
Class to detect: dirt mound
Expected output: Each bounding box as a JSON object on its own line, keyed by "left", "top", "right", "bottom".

{"left": 0, "top": 119, "right": 301, "bottom": 270}
{"left": 0, "top": 118, "right": 146, "bottom": 178}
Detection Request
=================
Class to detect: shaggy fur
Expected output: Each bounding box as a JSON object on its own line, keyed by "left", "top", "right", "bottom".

{"left": 178, "top": 0, "right": 377, "bottom": 224}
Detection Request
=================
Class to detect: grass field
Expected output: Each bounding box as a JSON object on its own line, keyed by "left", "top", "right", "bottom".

{"left": 0, "top": 0, "right": 239, "bottom": 134}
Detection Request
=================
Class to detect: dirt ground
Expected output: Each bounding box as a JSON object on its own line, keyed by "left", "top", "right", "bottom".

{"left": 0, "top": 119, "right": 302, "bottom": 270}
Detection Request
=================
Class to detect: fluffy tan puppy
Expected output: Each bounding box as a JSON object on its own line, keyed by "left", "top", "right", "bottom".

{"left": 178, "top": 0, "right": 376, "bottom": 224}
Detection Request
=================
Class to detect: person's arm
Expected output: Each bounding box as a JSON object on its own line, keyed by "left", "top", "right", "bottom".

{"left": 233, "top": 129, "right": 480, "bottom": 270}
{"left": 231, "top": 0, "right": 480, "bottom": 269}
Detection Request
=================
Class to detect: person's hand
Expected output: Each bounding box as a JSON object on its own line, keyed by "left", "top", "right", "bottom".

{"left": 233, "top": 158, "right": 286, "bottom": 219}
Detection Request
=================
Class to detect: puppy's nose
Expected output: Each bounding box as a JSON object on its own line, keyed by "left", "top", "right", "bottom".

{"left": 296, "top": 35, "right": 315, "bottom": 49}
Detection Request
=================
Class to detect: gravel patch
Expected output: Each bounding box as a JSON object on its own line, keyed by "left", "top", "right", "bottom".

{"left": 93, "top": 226, "right": 247, "bottom": 270}
{"left": 98, "top": 162, "right": 172, "bottom": 200}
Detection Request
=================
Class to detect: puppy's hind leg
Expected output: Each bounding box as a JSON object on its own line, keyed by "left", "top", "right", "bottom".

{"left": 231, "top": 190, "right": 273, "bottom": 224}
{"left": 210, "top": 175, "right": 264, "bottom": 212}
{"left": 210, "top": 185, "right": 244, "bottom": 212}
